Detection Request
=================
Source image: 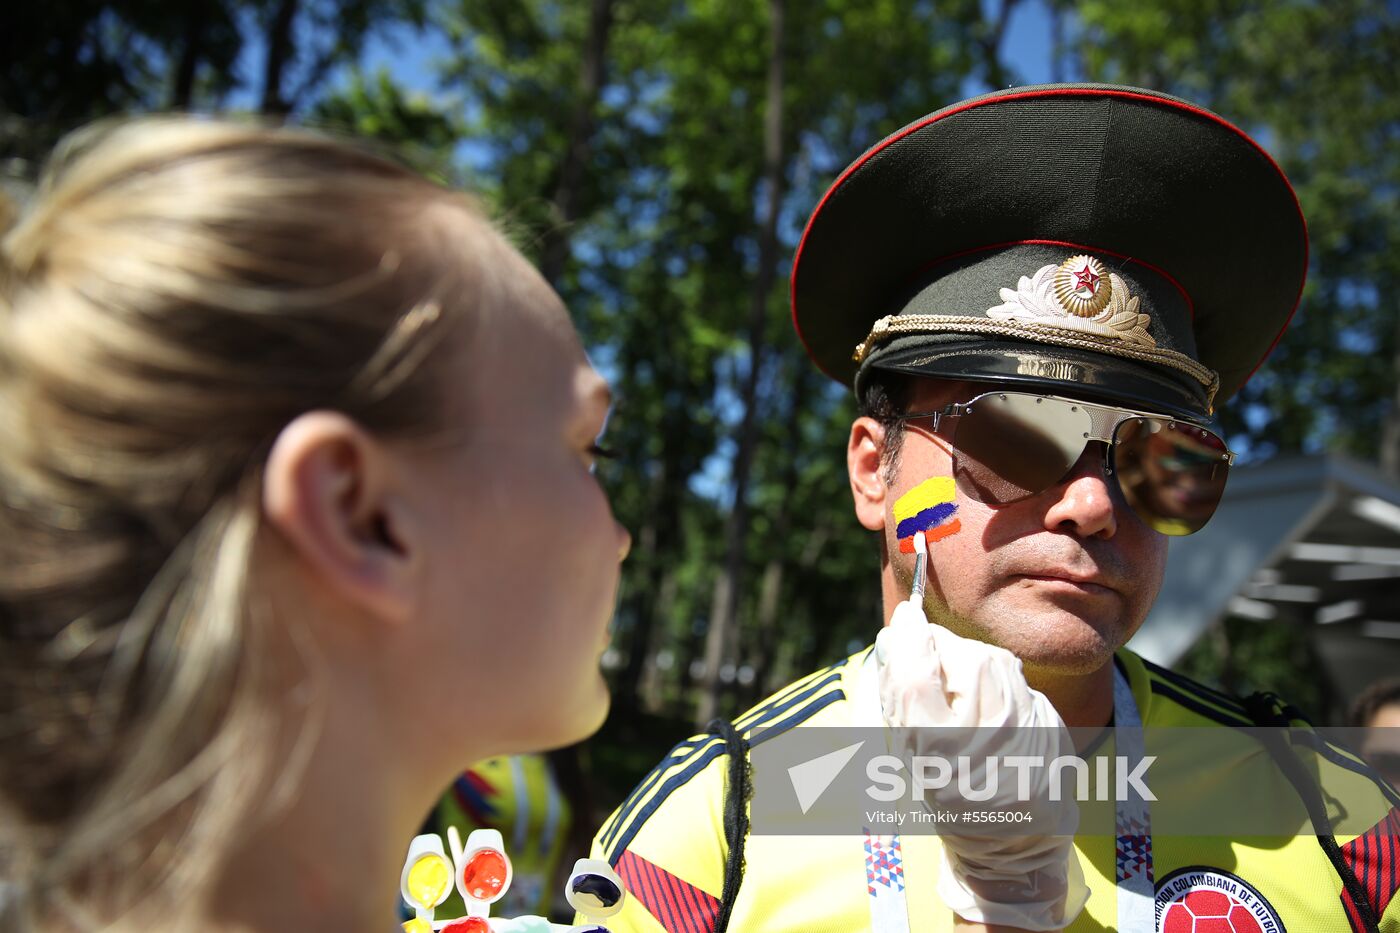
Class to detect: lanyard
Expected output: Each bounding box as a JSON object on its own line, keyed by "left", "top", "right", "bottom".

{"left": 1113, "top": 664, "right": 1154, "bottom": 933}
{"left": 862, "top": 655, "right": 1151, "bottom": 932}
{"left": 858, "top": 651, "right": 911, "bottom": 931}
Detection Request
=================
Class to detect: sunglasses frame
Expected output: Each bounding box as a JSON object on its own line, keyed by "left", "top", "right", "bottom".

{"left": 896, "top": 390, "right": 1236, "bottom": 520}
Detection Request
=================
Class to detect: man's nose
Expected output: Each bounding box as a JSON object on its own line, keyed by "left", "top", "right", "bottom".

{"left": 1041, "top": 442, "right": 1118, "bottom": 538}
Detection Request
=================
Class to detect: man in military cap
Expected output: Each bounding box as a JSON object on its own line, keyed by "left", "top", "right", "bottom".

{"left": 587, "top": 84, "right": 1400, "bottom": 933}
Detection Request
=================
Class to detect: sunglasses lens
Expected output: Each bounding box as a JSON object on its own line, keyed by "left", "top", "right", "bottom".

{"left": 1113, "top": 418, "right": 1230, "bottom": 534}
{"left": 952, "top": 394, "right": 1092, "bottom": 503}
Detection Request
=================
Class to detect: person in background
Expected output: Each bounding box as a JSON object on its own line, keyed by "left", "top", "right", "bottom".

{"left": 0, "top": 118, "right": 629, "bottom": 933}
{"left": 1352, "top": 678, "right": 1400, "bottom": 788}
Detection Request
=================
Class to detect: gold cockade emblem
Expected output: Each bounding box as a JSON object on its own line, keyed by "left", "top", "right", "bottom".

{"left": 1053, "top": 255, "right": 1112, "bottom": 317}
{"left": 985, "top": 254, "right": 1155, "bottom": 347}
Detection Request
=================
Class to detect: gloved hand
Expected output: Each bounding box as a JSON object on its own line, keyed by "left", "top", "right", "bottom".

{"left": 875, "top": 598, "right": 1088, "bottom": 931}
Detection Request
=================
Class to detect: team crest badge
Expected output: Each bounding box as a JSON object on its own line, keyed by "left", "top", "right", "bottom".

{"left": 1155, "top": 867, "right": 1286, "bottom": 933}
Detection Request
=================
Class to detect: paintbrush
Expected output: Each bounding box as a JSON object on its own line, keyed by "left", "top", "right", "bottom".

{"left": 910, "top": 529, "right": 927, "bottom": 605}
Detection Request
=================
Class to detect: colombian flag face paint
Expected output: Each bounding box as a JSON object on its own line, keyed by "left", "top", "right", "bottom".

{"left": 893, "top": 476, "right": 961, "bottom": 553}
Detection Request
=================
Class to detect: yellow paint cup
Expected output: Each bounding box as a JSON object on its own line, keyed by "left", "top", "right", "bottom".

{"left": 406, "top": 852, "right": 452, "bottom": 909}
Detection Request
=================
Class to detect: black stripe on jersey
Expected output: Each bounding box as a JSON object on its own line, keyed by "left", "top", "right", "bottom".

{"left": 1292, "top": 730, "right": 1400, "bottom": 810}
{"left": 736, "top": 670, "right": 845, "bottom": 734}
{"left": 1140, "top": 658, "right": 1248, "bottom": 717}
{"left": 748, "top": 689, "right": 846, "bottom": 747}
{"left": 599, "top": 661, "right": 848, "bottom": 851}
{"left": 604, "top": 686, "right": 848, "bottom": 865}
{"left": 1149, "top": 680, "right": 1254, "bottom": 728}
{"left": 605, "top": 740, "right": 729, "bottom": 866}
{"left": 736, "top": 662, "right": 847, "bottom": 730}
{"left": 598, "top": 733, "right": 722, "bottom": 850}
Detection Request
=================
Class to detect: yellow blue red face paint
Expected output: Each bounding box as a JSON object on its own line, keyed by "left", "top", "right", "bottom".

{"left": 892, "top": 476, "right": 961, "bottom": 552}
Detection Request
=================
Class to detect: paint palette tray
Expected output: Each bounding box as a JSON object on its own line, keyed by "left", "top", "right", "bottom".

{"left": 400, "top": 828, "right": 625, "bottom": 932}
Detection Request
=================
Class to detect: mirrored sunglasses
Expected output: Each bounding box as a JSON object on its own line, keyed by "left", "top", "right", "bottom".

{"left": 898, "top": 391, "right": 1235, "bottom": 535}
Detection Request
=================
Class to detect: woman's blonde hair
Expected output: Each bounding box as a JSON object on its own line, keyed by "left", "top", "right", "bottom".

{"left": 0, "top": 118, "right": 499, "bottom": 930}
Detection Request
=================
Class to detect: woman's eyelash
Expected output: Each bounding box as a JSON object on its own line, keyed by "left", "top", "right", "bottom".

{"left": 589, "top": 443, "right": 618, "bottom": 460}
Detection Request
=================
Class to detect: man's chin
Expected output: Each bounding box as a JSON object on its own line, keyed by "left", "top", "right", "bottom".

{"left": 955, "top": 609, "right": 1132, "bottom": 677}
{"left": 1016, "top": 640, "right": 1120, "bottom": 679}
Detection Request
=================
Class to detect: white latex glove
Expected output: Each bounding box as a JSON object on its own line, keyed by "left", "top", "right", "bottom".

{"left": 875, "top": 598, "right": 1088, "bottom": 931}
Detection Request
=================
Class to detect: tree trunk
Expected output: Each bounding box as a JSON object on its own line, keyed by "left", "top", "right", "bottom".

{"left": 743, "top": 363, "right": 815, "bottom": 705}
{"left": 1049, "top": 1, "right": 1066, "bottom": 85}
{"left": 540, "top": 0, "right": 615, "bottom": 288}
{"left": 980, "top": 0, "right": 1021, "bottom": 90}
{"left": 260, "top": 0, "right": 299, "bottom": 116}
{"left": 639, "top": 570, "right": 680, "bottom": 712}
{"left": 170, "top": 1, "right": 207, "bottom": 110}
{"left": 764, "top": 517, "right": 835, "bottom": 693}
{"left": 616, "top": 461, "right": 681, "bottom": 714}
{"left": 614, "top": 514, "right": 658, "bottom": 711}
{"left": 1381, "top": 304, "right": 1400, "bottom": 477}
{"left": 695, "top": 0, "right": 786, "bottom": 729}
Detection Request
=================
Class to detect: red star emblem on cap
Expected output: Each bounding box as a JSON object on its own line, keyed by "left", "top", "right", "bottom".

{"left": 1073, "top": 263, "right": 1100, "bottom": 294}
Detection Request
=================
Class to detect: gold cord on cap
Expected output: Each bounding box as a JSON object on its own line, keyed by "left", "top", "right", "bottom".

{"left": 852, "top": 313, "right": 1220, "bottom": 407}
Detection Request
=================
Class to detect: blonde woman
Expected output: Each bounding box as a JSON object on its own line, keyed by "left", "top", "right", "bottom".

{"left": 0, "top": 119, "right": 630, "bottom": 932}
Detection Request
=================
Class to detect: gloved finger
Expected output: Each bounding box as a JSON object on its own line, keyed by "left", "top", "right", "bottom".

{"left": 926, "top": 621, "right": 1030, "bottom": 723}
{"left": 877, "top": 602, "right": 956, "bottom": 725}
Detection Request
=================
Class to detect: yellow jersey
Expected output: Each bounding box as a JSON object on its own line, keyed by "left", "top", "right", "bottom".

{"left": 586, "top": 648, "right": 1400, "bottom": 932}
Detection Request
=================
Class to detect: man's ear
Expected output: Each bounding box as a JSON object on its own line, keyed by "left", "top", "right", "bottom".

{"left": 848, "top": 416, "right": 889, "bottom": 533}
{"left": 262, "top": 411, "right": 418, "bottom": 626}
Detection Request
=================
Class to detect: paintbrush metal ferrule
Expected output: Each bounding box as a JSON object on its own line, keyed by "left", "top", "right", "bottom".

{"left": 910, "top": 533, "right": 927, "bottom": 604}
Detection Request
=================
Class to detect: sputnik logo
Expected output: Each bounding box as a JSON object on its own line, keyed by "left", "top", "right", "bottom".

{"left": 788, "top": 741, "right": 866, "bottom": 814}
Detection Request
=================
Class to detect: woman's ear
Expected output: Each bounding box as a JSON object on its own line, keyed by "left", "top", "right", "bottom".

{"left": 848, "top": 416, "right": 889, "bottom": 533}
{"left": 262, "top": 411, "right": 419, "bottom": 626}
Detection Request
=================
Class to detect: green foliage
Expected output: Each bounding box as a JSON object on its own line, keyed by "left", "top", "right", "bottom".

{"left": 1174, "top": 616, "right": 1332, "bottom": 721}
{"left": 309, "top": 68, "right": 467, "bottom": 183}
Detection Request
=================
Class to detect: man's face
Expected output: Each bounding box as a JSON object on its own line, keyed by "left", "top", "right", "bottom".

{"left": 854, "top": 378, "right": 1169, "bottom": 679}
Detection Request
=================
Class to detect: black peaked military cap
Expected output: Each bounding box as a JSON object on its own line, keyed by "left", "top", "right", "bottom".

{"left": 790, "top": 83, "right": 1307, "bottom": 422}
